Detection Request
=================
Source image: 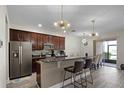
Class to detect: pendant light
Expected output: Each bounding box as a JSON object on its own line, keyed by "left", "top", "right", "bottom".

{"left": 82, "top": 33, "right": 88, "bottom": 46}
{"left": 89, "top": 20, "right": 99, "bottom": 37}
{"left": 54, "top": 5, "right": 70, "bottom": 32}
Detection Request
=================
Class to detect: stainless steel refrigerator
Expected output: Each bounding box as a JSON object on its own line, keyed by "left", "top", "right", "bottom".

{"left": 9, "top": 41, "right": 32, "bottom": 79}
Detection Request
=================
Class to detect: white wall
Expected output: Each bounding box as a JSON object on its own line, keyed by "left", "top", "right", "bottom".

{"left": 117, "top": 32, "right": 124, "bottom": 69}
{"left": 65, "top": 35, "right": 82, "bottom": 58}
{"left": 81, "top": 38, "right": 94, "bottom": 57}
{"left": 0, "top": 6, "right": 9, "bottom": 88}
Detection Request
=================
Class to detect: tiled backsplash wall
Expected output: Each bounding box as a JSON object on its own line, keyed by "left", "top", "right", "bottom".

{"left": 32, "top": 50, "right": 65, "bottom": 56}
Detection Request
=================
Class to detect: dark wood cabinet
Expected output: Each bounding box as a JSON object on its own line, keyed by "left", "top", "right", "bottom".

{"left": 59, "top": 37, "right": 65, "bottom": 50}
{"left": 10, "top": 28, "right": 65, "bottom": 50}
{"left": 48, "top": 35, "right": 54, "bottom": 43}
{"left": 22, "top": 31, "right": 31, "bottom": 42}
{"left": 31, "top": 32, "right": 38, "bottom": 50}
{"left": 37, "top": 34, "right": 43, "bottom": 50}
{"left": 10, "top": 29, "right": 22, "bottom": 41}
{"left": 10, "top": 29, "right": 31, "bottom": 42}
{"left": 52, "top": 36, "right": 60, "bottom": 50}
{"left": 42, "top": 34, "right": 49, "bottom": 43}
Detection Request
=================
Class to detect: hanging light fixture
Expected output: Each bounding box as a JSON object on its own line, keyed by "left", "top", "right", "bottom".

{"left": 82, "top": 33, "right": 88, "bottom": 46}
{"left": 54, "top": 5, "right": 70, "bottom": 32}
{"left": 89, "top": 20, "right": 99, "bottom": 37}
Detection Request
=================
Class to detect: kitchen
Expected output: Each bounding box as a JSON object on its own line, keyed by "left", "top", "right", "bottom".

{"left": 1, "top": 5, "right": 124, "bottom": 88}
{"left": 9, "top": 29, "right": 66, "bottom": 74}
{"left": 8, "top": 27, "right": 82, "bottom": 87}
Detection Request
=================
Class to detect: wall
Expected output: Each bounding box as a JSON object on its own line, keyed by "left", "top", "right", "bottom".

{"left": 81, "top": 38, "right": 94, "bottom": 57}
{"left": 117, "top": 32, "right": 124, "bottom": 69}
{"left": 65, "top": 35, "right": 82, "bottom": 58}
{"left": 0, "top": 6, "right": 9, "bottom": 88}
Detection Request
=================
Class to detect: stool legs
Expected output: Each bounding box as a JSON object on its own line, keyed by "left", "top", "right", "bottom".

{"left": 90, "top": 69, "right": 93, "bottom": 84}
{"left": 84, "top": 69, "right": 87, "bottom": 87}
{"left": 62, "top": 70, "right": 90, "bottom": 88}
{"left": 80, "top": 73, "right": 84, "bottom": 88}
{"left": 62, "top": 71, "right": 66, "bottom": 88}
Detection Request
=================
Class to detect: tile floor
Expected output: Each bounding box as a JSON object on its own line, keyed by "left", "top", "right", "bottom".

{"left": 7, "top": 66, "right": 124, "bottom": 88}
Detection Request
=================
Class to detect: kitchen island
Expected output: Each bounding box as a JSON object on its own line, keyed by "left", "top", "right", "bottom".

{"left": 36, "top": 57, "right": 84, "bottom": 88}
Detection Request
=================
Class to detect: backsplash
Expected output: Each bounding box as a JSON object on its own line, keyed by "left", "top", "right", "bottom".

{"left": 32, "top": 50, "right": 66, "bottom": 57}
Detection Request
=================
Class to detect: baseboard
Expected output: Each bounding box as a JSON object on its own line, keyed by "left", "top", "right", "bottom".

{"left": 50, "top": 71, "right": 90, "bottom": 88}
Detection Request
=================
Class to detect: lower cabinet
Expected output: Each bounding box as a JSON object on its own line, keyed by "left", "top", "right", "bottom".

{"left": 32, "top": 59, "right": 40, "bottom": 73}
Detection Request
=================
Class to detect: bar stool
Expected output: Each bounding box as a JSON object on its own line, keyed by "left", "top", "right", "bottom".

{"left": 62, "top": 61, "right": 86, "bottom": 88}
{"left": 83, "top": 58, "right": 93, "bottom": 86}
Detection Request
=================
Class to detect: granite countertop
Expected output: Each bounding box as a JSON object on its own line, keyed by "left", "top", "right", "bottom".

{"left": 32, "top": 55, "right": 68, "bottom": 60}
{"left": 37, "top": 56, "right": 85, "bottom": 63}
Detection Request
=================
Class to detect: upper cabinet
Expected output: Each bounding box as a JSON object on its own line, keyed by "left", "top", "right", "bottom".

{"left": 37, "top": 34, "right": 43, "bottom": 50}
{"left": 10, "top": 29, "right": 31, "bottom": 42}
{"left": 31, "top": 32, "right": 38, "bottom": 50}
{"left": 59, "top": 37, "right": 65, "bottom": 50}
{"left": 22, "top": 31, "right": 31, "bottom": 42}
{"left": 53, "top": 36, "right": 60, "bottom": 50}
{"left": 42, "top": 34, "right": 49, "bottom": 43}
{"left": 10, "top": 29, "right": 65, "bottom": 50}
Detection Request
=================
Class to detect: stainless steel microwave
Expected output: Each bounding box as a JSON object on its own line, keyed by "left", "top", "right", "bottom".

{"left": 43, "top": 43, "right": 54, "bottom": 50}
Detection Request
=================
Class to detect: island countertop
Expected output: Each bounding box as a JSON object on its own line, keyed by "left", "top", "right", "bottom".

{"left": 37, "top": 56, "right": 85, "bottom": 63}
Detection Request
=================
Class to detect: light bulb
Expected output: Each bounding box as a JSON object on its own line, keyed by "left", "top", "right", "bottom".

{"left": 89, "top": 33, "right": 92, "bottom": 36}
{"left": 64, "top": 30, "right": 66, "bottom": 33}
{"left": 54, "top": 22, "right": 58, "bottom": 26}
{"left": 60, "top": 20, "right": 64, "bottom": 24}
{"left": 67, "top": 23, "right": 70, "bottom": 27}
{"left": 62, "top": 26, "right": 65, "bottom": 29}
{"left": 96, "top": 33, "right": 99, "bottom": 36}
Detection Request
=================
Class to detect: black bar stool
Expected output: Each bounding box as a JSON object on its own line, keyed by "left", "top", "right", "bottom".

{"left": 83, "top": 58, "right": 93, "bottom": 86}
{"left": 62, "top": 61, "right": 87, "bottom": 88}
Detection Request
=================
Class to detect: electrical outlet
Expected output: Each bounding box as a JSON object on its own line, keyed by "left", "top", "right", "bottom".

{"left": 0, "top": 40, "right": 3, "bottom": 48}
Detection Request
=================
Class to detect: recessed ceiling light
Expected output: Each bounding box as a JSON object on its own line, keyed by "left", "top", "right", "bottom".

{"left": 38, "top": 24, "right": 42, "bottom": 27}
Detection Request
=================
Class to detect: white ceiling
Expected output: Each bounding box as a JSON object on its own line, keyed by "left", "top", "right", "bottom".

{"left": 7, "top": 5, "right": 124, "bottom": 36}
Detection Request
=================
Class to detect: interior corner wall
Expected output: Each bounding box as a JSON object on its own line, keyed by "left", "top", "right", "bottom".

{"left": 0, "top": 6, "right": 8, "bottom": 88}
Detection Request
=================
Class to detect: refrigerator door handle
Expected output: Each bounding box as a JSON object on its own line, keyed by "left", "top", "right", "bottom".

{"left": 20, "top": 46, "right": 23, "bottom": 64}
{"left": 19, "top": 46, "right": 21, "bottom": 64}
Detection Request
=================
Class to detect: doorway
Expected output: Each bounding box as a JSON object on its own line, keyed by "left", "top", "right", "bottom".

{"left": 95, "top": 40, "right": 117, "bottom": 68}
{"left": 103, "top": 40, "right": 117, "bottom": 67}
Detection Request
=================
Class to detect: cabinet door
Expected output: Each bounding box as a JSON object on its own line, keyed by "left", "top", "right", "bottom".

{"left": 37, "top": 34, "right": 43, "bottom": 50}
{"left": 59, "top": 37, "right": 65, "bottom": 50}
{"left": 31, "top": 33, "right": 38, "bottom": 50}
{"left": 10, "top": 29, "right": 31, "bottom": 42}
{"left": 55, "top": 36, "right": 60, "bottom": 50}
{"left": 53, "top": 36, "right": 59, "bottom": 50}
{"left": 22, "top": 31, "right": 31, "bottom": 42}
{"left": 10, "top": 29, "right": 22, "bottom": 41}
{"left": 48, "top": 35, "right": 54, "bottom": 43}
{"left": 42, "top": 34, "right": 49, "bottom": 43}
